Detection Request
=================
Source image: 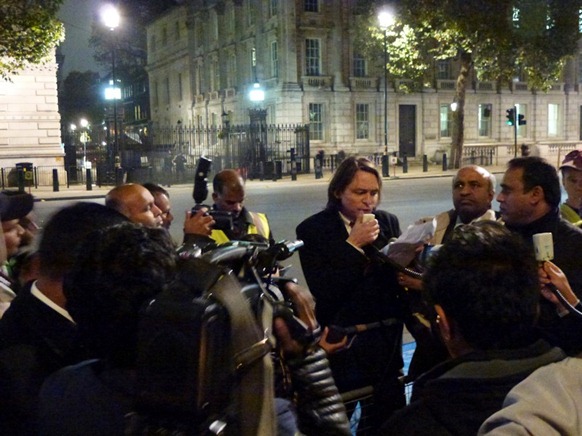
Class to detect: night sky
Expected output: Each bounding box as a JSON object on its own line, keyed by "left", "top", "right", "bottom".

{"left": 57, "top": 0, "right": 106, "bottom": 77}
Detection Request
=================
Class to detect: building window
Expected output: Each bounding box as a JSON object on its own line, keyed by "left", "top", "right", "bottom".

{"left": 516, "top": 103, "right": 527, "bottom": 137}
{"left": 437, "top": 60, "right": 451, "bottom": 80}
{"left": 269, "top": 0, "right": 278, "bottom": 17}
{"left": 305, "top": 39, "right": 321, "bottom": 76}
{"left": 195, "top": 64, "right": 201, "bottom": 95}
{"left": 353, "top": 54, "right": 366, "bottom": 77}
{"left": 212, "top": 59, "right": 220, "bottom": 91}
{"left": 178, "top": 73, "right": 183, "bottom": 100}
{"left": 305, "top": 0, "right": 319, "bottom": 12}
{"left": 164, "top": 77, "right": 170, "bottom": 105}
{"left": 478, "top": 104, "right": 492, "bottom": 137}
{"left": 227, "top": 55, "right": 236, "bottom": 88}
{"left": 227, "top": 5, "right": 235, "bottom": 39}
{"left": 250, "top": 47, "right": 257, "bottom": 81}
{"left": 440, "top": 104, "right": 453, "bottom": 138}
{"left": 271, "top": 41, "right": 279, "bottom": 79}
{"left": 152, "top": 80, "right": 158, "bottom": 106}
{"left": 247, "top": 0, "right": 254, "bottom": 26}
{"left": 355, "top": 104, "right": 369, "bottom": 139}
{"left": 512, "top": 7, "right": 520, "bottom": 28}
{"left": 161, "top": 27, "right": 168, "bottom": 46}
{"left": 212, "top": 11, "right": 219, "bottom": 41}
{"left": 548, "top": 103, "right": 559, "bottom": 137}
{"left": 309, "top": 103, "right": 323, "bottom": 140}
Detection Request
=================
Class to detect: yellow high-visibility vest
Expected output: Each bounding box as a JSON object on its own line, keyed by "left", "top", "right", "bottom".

{"left": 210, "top": 211, "right": 270, "bottom": 244}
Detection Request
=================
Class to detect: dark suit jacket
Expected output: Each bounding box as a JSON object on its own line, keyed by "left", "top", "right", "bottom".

{"left": 296, "top": 208, "right": 403, "bottom": 327}
{"left": 0, "top": 284, "right": 81, "bottom": 434}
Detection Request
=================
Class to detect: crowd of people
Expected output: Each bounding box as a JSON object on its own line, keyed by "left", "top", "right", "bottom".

{"left": 0, "top": 154, "right": 581, "bottom": 434}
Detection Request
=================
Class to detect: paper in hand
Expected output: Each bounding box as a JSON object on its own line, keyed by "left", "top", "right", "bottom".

{"left": 381, "top": 218, "right": 436, "bottom": 268}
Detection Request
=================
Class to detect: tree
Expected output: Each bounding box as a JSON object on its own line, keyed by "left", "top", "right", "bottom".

{"left": 59, "top": 70, "right": 104, "bottom": 130}
{"left": 0, "top": 0, "right": 65, "bottom": 80}
{"left": 355, "top": 0, "right": 581, "bottom": 168}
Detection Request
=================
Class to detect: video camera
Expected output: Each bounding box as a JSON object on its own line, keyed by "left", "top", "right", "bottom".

{"left": 134, "top": 238, "right": 309, "bottom": 434}
{"left": 191, "top": 156, "right": 234, "bottom": 232}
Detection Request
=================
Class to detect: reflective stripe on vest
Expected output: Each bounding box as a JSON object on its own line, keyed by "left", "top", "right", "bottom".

{"left": 210, "top": 212, "right": 270, "bottom": 244}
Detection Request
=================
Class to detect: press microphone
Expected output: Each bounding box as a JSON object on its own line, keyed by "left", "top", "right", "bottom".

{"left": 533, "top": 232, "right": 582, "bottom": 318}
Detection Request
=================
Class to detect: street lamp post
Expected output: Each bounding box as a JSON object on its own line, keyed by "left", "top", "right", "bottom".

{"left": 221, "top": 111, "right": 231, "bottom": 168}
{"left": 378, "top": 10, "right": 394, "bottom": 178}
{"left": 101, "top": 4, "right": 120, "bottom": 165}
{"left": 80, "top": 118, "right": 89, "bottom": 168}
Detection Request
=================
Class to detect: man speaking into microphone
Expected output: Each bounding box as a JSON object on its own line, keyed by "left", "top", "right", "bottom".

{"left": 296, "top": 156, "right": 407, "bottom": 431}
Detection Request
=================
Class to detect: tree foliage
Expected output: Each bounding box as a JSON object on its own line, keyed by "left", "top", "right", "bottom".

{"left": 59, "top": 70, "right": 104, "bottom": 129}
{"left": 355, "top": 0, "right": 581, "bottom": 168}
{"left": 0, "top": 0, "right": 65, "bottom": 80}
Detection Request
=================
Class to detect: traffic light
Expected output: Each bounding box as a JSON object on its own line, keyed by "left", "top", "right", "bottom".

{"left": 518, "top": 114, "right": 526, "bottom": 125}
{"left": 506, "top": 108, "right": 515, "bottom": 126}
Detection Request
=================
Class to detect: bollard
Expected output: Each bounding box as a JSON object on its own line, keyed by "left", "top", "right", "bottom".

{"left": 85, "top": 168, "right": 92, "bottom": 191}
{"left": 381, "top": 155, "right": 389, "bottom": 177}
{"left": 423, "top": 154, "right": 428, "bottom": 172}
{"left": 442, "top": 153, "right": 448, "bottom": 171}
{"left": 402, "top": 154, "right": 408, "bottom": 174}
{"left": 291, "top": 161, "right": 297, "bottom": 181}
{"left": 17, "top": 168, "right": 25, "bottom": 192}
{"left": 52, "top": 169, "right": 59, "bottom": 192}
{"left": 115, "top": 168, "right": 124, "bottom": 186}
{"left": 259, "top": 162, "right": 264, "bottom": 181}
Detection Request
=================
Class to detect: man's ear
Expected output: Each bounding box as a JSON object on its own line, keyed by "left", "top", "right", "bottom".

{"left": 211, "top": 192, "right": 218, "bottom": 202}
{"left": 528, "top": 185, "right": 544, "bottom": 205}
{"left": 434, "top": 304, "right": 451, "bottom": 342}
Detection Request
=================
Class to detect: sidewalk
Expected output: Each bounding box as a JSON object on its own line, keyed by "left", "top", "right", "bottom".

{"left": 24, "top": 162, "right": 509, "bottom": 202}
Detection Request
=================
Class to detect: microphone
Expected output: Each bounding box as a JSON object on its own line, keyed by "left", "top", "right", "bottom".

{"left": 533, "top": 232, "right": 582, "bottom": 318}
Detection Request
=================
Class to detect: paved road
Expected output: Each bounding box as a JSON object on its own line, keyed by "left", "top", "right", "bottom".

{"left": 29, "top": 174, "right": 472, "bottom": 286}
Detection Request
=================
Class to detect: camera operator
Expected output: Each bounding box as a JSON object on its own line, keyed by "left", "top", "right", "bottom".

{"left": 184, "top": 169, "right": 274, "bottom": 247}
{"left": 38, "top": 223, "right": 348, "bottom": 435}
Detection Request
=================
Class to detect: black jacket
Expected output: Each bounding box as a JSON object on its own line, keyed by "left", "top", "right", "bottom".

{"left": 380, "top": 339, "right": 565, "bottom": 436}
{"left": 296, "top": 208, "right": 403, "bottom": 327}
{"left": 296, "top": 208, "right": 406, "bottom": 397}
{"left": 0, "top": 284, "right": 82, "bottom": 435}
{"left": 506, "top": 209, "right": 582, "bottom": 354}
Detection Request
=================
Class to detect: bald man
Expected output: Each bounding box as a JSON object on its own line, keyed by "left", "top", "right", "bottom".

{"left": 105, "top": 184, "right": 163, "bottom": 228}
{"left": 183, "top": 169, "right": 273, "bottom": 245}
{"left": 417, "top": 165, "right": 498, "bottom": 245}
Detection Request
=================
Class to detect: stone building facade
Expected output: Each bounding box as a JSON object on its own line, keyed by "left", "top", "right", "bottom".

{"left": 0, "top": 51, "right": 63, "bottom": 173}
{"left": 146, "top": 0, "right": 582, "bottom": 164}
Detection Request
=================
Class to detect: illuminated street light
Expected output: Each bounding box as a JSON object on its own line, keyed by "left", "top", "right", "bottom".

{"left": 378, "top": 9, "right": 394, "bottom": 177}
{"left": 248, "top": 82, "right": 267, "bottom": 179}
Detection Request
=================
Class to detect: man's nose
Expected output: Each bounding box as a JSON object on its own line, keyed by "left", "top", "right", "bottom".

{"left": 153, "top": 204, "right": 163, "bottom": 217}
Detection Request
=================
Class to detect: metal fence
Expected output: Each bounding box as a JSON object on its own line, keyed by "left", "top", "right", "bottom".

{"left": 0, "top": 124, "right": 312, "bottom": 188}
{"left": 134, "top": 123, "right": 311, "bottom": 181}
